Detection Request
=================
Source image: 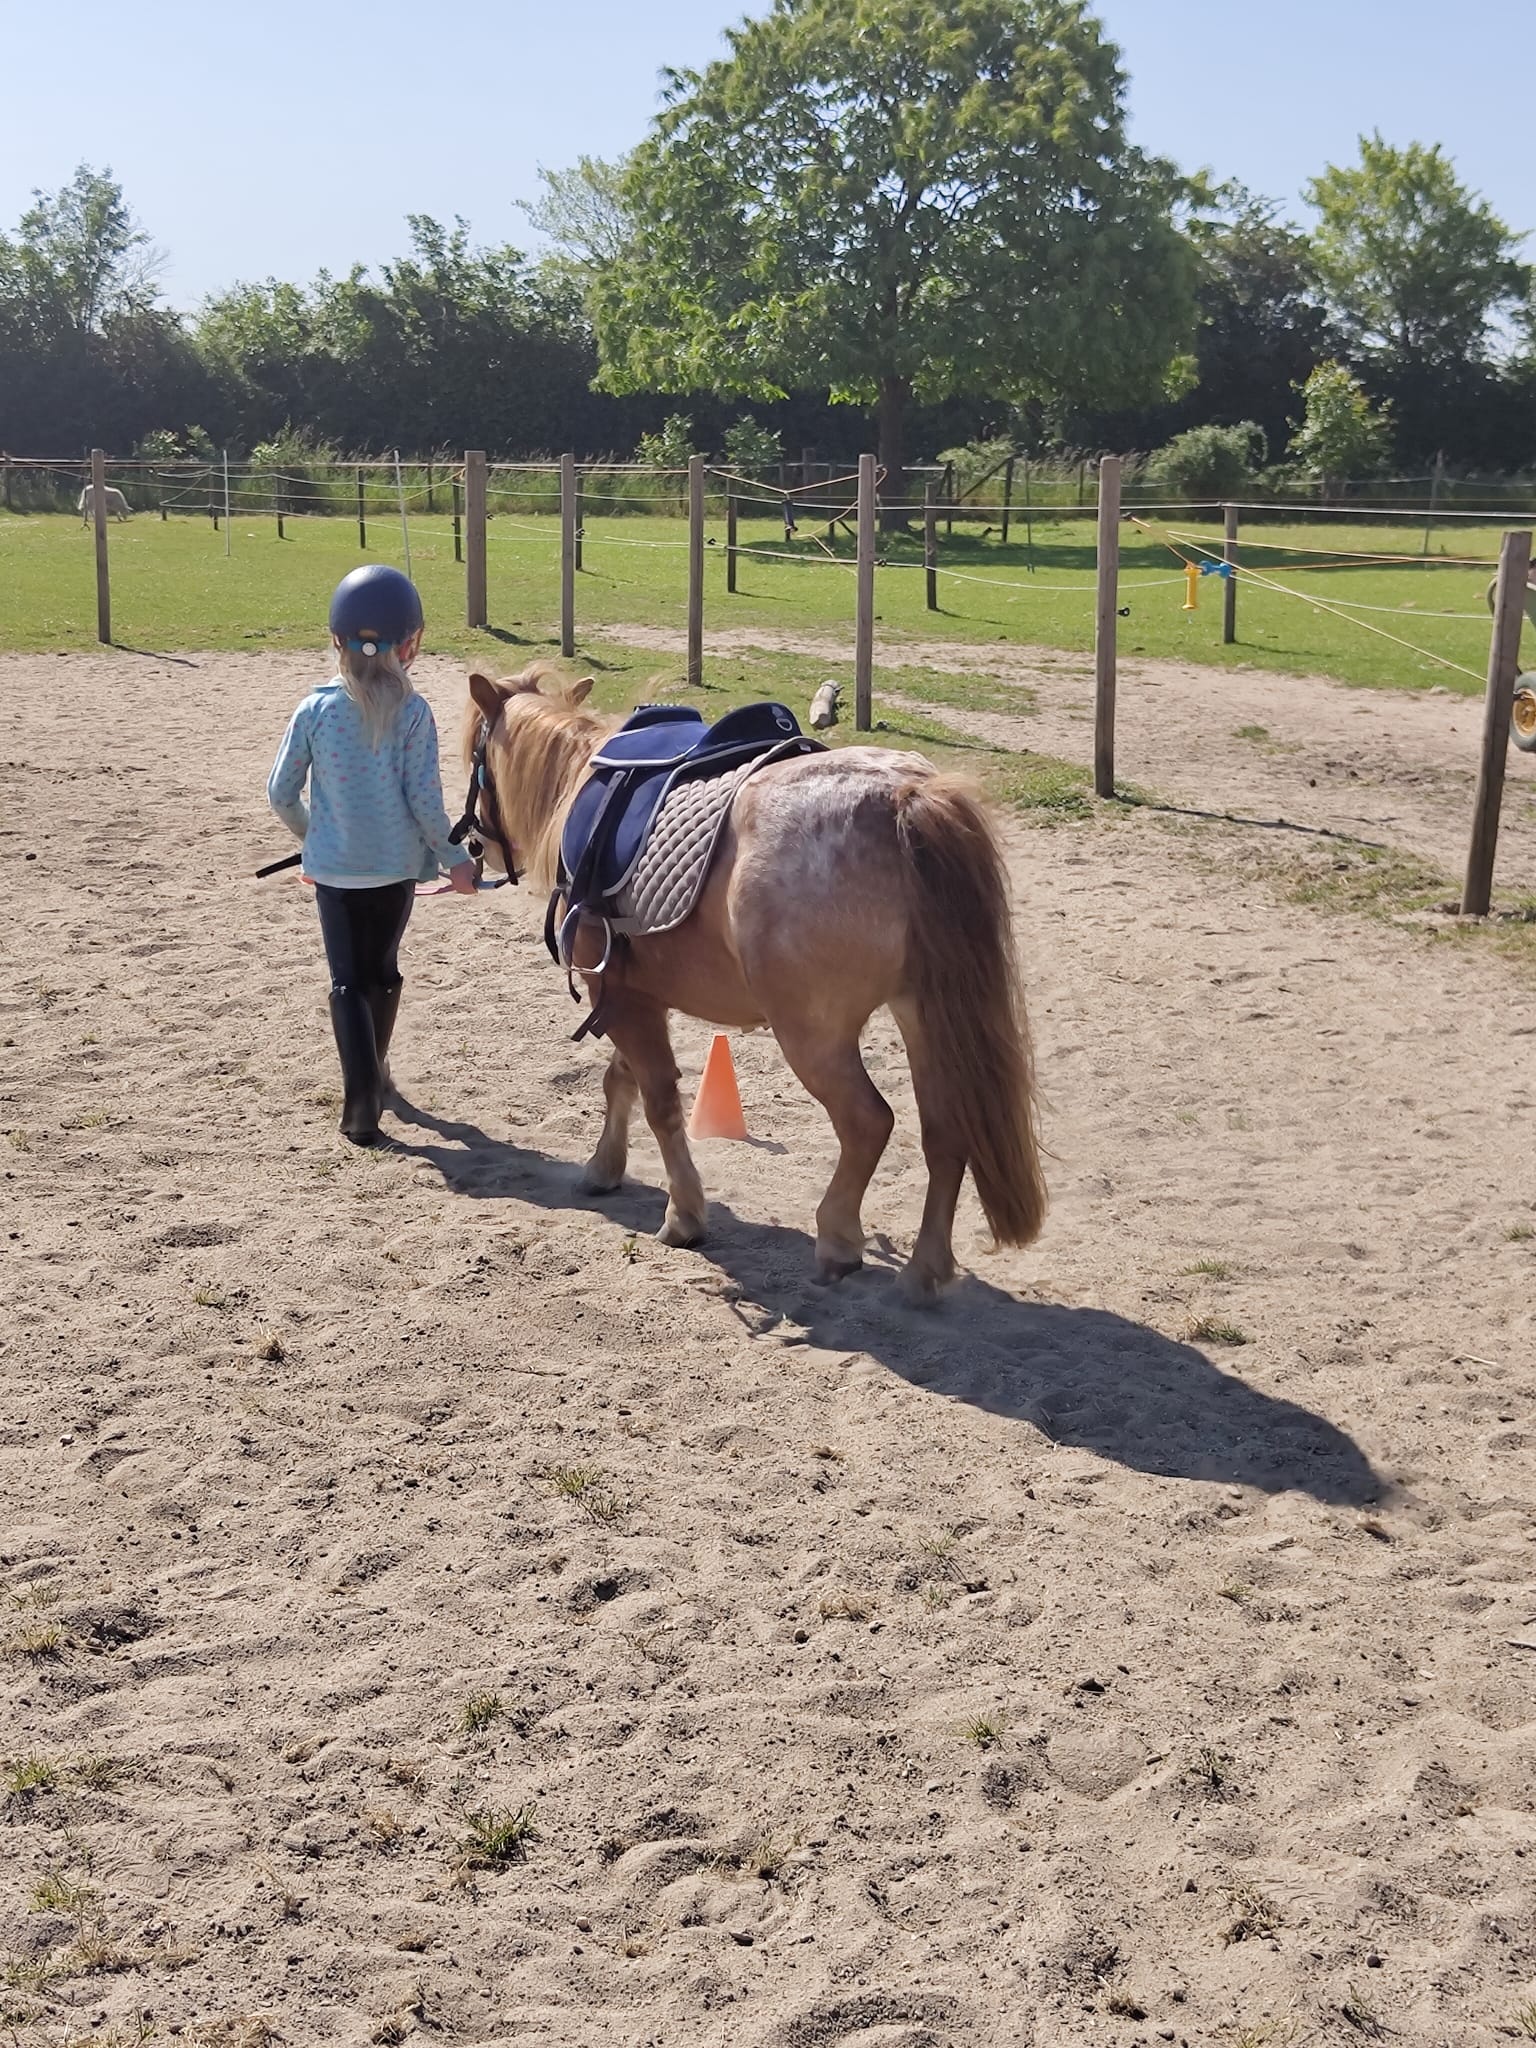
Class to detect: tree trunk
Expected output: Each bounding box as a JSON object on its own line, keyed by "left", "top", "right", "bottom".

{"left": 877, "top": 377, "right": 910, "bottom": 532}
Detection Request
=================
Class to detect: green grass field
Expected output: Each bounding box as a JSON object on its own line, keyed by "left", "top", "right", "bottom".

{"left": 0, "top": 505, "right": 1508, "bottom": 695}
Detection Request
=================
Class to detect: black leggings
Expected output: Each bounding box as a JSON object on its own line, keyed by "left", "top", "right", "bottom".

{"left": 314, "top": 881, "right": 416, "bottom": 994}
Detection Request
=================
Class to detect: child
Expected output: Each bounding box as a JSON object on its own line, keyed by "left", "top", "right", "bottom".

{"left": 267, "top": 564, "right": 477, "bottom": 1146}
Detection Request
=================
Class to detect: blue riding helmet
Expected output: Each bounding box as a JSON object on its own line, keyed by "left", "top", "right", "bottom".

{"left": 328, "top": 564, "right": 424, "bottom": 655}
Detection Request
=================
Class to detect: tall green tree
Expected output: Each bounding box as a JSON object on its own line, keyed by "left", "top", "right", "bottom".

{"left": 0, "top": 163, "right": 161, "bottom": 335}
{"left": 1308, "top": 136, "right": 1525, "bottom": 370}
{"left": 0, "top": 165, "right": 216, "bottom": 453}
{"left": 592, "top": 0, "right": 1198, "bottom": 515}
{"left": 520, "top": 156, "right": 635, "bottom": 303}
{"left": 196, "top": 216, "right": 628, "bottom": 452}
{"left": 1187, "top": 187, "right": 1332, "bottom": 450}
{"left": 1057, "top": 186, "right": 1331, "bottom": 458}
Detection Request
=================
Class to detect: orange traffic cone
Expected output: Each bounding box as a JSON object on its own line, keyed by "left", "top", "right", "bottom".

{"left": 689, "top": 1033, "right": 748, "bottom": 1140}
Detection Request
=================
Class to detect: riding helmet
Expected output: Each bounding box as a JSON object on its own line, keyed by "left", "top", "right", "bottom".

{"left": 328, "top": 564, "right": 424, "bottom": 654}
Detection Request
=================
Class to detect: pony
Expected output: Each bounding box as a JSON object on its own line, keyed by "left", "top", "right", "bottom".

{"left": 466, "top": 666, "right": 1047, "bottom": 1303}
{"left": 78, "top": 485, "right": 131, "bottom": 524}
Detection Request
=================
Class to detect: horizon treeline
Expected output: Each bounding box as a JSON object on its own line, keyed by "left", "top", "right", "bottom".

{"left": 4, "top": 54, "right": 1532, "bottom": 478}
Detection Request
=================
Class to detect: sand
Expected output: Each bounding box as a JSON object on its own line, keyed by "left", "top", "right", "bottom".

{"left": 2, "top": 648, "right": 1534, "bottom": 2048}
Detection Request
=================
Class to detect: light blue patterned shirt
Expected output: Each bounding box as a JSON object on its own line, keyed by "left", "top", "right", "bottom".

{"left": 267, "top": 680, "right": 474, "bottom": 887}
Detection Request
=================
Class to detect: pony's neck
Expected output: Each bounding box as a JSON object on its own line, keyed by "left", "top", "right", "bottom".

{"left": 501, "top": 703, "right": 609, "bottom": 889}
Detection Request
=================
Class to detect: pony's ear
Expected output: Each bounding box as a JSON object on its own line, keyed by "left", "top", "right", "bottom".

{"left": 468, "top": 672, "right": 501, "bottom": 720}
{"left": 570, "top": 676, "right": 596, "bottom": 706}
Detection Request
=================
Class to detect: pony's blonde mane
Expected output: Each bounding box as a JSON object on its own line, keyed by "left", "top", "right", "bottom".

{"left": 465, "top": 663, "right": 614, "bottom": 890}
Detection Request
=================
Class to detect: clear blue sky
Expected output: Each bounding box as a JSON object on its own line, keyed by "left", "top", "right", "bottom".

{"left": 3, "top": 0, "right": 1527, "bottom": 308}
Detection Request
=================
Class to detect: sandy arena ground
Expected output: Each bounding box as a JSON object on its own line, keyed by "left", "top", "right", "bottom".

{"left": 2, "top": 649, "right": 1534, "bottom": 2048}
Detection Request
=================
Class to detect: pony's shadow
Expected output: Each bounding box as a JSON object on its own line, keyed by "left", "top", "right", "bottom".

{"left": 694, "top": 1205, "right": 1381, "bottom": 1508}
{"left": 388, "top": 1096, "right": 1379, "bottom": 1508}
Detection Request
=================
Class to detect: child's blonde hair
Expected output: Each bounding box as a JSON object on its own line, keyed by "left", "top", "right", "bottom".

{"left": 338, "top": 642, "right": 414, "bottom": 747}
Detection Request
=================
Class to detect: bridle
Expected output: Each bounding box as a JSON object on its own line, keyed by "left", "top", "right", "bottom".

{"left": 451, "top": 716, "right": 520, "bottom": 885}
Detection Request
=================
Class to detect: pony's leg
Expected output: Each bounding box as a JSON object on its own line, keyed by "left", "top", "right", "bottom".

{"left": 770, "top": 1020, "right": 893, "bottom": 1282}
{"left": 579, "top": 1048, "right": 637, "bottom": 1194}
{"left": 604, "top": 999, "right": 707, "bottom": 1247}
{"left": 889, "top": 997, "right": 966, "bottom": 1305}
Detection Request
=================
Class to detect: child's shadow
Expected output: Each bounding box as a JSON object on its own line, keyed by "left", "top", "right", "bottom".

{"left": 386, "top": 1093, "right": 667, "bottom": 1226}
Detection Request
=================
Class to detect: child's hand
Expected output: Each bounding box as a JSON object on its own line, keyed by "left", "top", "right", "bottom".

{"left": 447, "top": 862, "right": 479, "bottom": 897}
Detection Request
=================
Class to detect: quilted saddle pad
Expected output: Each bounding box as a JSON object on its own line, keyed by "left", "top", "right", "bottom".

{"left": 611, "top": 756, "right": 762, "bottom": 938}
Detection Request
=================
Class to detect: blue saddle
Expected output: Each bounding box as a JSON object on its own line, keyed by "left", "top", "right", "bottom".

{"left": 548, "top": 701, "right": 820, "bottom": 971}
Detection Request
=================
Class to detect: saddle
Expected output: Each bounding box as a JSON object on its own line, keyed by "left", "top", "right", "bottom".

{"left": 547, "top": 701, "right": 823, "bottom": 1021}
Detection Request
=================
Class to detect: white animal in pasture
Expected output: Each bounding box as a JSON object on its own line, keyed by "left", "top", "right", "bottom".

{"left": 808, "top": 679, "right": 841, "bottom": 730}
{"left": 78, "top": 484, "right": 132, "bottom": 524}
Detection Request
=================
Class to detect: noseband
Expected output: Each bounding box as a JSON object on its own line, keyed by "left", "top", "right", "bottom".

{"left": 451, "top": 717, "right": 520, "bottom": 885}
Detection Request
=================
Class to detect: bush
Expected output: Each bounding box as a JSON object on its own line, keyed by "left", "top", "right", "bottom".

{"left": 249, "top": 425, "right": 340, "bottom": 473}
{"left": 635, "top": 413, "right": 697, "bottom": 468}
{"left": 1148, "top": 422, "right": 1266, "bottom": 502}
{"left": 722, "top": 416, "right": 782, "bottom": 473}
{"left": 1289, "top": 362, "right": 1392, "bottom": 491}
{"left": 935, "top": 437, "right": 1016, "bottom": 496}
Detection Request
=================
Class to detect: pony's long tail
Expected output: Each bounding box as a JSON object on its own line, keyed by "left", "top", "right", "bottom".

{"left": 895, "top": 773, "right": 1047, "bottom": 1247}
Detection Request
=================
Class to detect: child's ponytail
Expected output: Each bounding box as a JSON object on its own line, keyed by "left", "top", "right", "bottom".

{"left": 339, "top": 642, "right": 414, "bottom": 747}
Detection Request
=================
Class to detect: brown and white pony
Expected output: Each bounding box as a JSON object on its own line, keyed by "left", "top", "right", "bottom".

{"left": 466, "top": 666, "right": 1047, "bottom": 1303}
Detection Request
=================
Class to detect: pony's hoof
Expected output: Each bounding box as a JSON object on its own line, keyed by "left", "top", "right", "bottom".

{"left": 815, "top": 1253, "right": 863, "bottom": 1284}
{"left": 578, "top": 1166, "right": 623, "bottom": 1195}
{"left": 897, "top": 1263, "right": 951, "bottom": 1308}
{"left": 656, "top": 1214, "right": 705, "bottom": 1249}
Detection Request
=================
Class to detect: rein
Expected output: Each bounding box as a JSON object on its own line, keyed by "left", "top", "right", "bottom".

{"left": 451, "top": 718, "right": 521, "bottom": 885}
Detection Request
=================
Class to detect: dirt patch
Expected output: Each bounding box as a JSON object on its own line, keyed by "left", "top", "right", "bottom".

{"left": 1, "top": 650, "right": 1534, "bottom": 2046}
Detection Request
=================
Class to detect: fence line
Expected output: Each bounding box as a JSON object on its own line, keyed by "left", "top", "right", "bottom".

{"left": 41, "top": 445, "right": 1533, "bottom": 907}
{"left": 1163, "top": 528, "right": 1496, "bottom": 568}
{"left": 1132, "top": 516, "right": 1488, "bottom": 687}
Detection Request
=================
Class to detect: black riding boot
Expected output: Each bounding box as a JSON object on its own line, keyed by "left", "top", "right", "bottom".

{"left": 368, "top": 980, "right": 403, "bottom": 1093}
{"left": 329, "top": 986, "right": 382, "bottom": 1145}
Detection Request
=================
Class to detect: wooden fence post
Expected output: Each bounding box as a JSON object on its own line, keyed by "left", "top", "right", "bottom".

{"left": 560, "top": 452, "right": 577, "bottom": 658}
{"left": 464, "top": 451, "right": 487, "bottom": 628}
{"left": 944, "top": 460, "right": 954, "bottom": 538}
{"left": 574, "top": 464, "right": 583, "bottom": 572}
{"left": 393, "top": 449, "right": 411, "bottom": 582}
{"left": 452, "top": 477, "right": 462, "bottom": 564}
{"left": 924, "top": 481, "right": 938, "bottom": 611}
{"left": 275, "top": 470, "right": 285, "bottom": 542}
{"left": 1001, "top": 456, "right": 1015, "bottom": 545}
{"left": 356, "top": 468, "right": 366, "bottom": 550}
{"left": 1093, "top": 456, "right": 1122, "bottom": 798}
{"left": 90, "top": 448, "right": 111, "bottom": 645}
{"left": 726, "top": 491, "right": 738, "bottom": 594}
{"left": 1, "top": 456, "right": 10, "bottom": 512}
{"left": 855, "top": 452, "right": 876, "bottom": 730}
{"left": 1461, "top": 526, "right": 1533, "bottom": 916}
{"left": 1222, "top": 503, "right": 1238, "bottom": 645}
{"left": 426, "top": 459, "right": 435, "bottom": 515}
{"left": 801, "top": 445, "right": 816, "bottom": 490}
{"left": 687, "top": 456, "right": 705, "bottom": 689}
